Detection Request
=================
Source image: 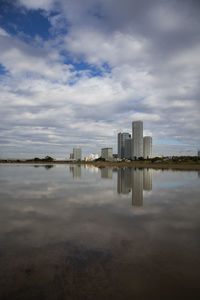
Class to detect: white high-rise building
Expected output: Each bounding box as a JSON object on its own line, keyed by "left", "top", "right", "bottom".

{"left": 118, "top": 132, "right": 131, "bottom": 159}
{"left": 143, "top": 136, "right": 152, "bottom": 159}
{"left": 101, "top": 148, "right": 113, "bottom": 160}
{"left": 132, "top": 121, "right": 143, "bottom": 159}
{"left": 73, "top": 148, "right": 82, "bottom": 161}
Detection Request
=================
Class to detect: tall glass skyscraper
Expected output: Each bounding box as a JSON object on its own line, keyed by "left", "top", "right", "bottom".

{"left": 118, "top": 132, "right": 131, "bottom": 159}
{"left": 143, "top": 136, "right": 152, "bottom": 159}
{"left": 132, "top": 121, "right": 143, "bottom": 159}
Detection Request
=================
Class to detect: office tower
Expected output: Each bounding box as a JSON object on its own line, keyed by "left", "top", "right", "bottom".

{"left": 101, "top": 148, "right": 113, "bottom": 160}
{"left": 132, "top": 121, "right": 143, "bottom": 159}
{"left": 118, "top": 132, "right": 131, "bottom": 159}
{"left": 125, "top": 138, "right": 132, "bottom": 159}
{"left": 143, "top": 168, "right": 152, "bottom": 191}
{"left": 143, "top": 136, "right": 152, "bottom": 159}
{"left": 73, "top": 148, "right": 82, "bottom": 161}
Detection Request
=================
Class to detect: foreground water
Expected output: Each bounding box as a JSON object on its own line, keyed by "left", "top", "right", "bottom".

{"left": 0, "top": 164, "right": 200, "bottom": 300}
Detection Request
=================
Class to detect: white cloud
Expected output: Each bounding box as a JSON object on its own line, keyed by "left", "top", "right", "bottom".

{"left": 64, "top": 27, "right": 149, "bottom": 68}
{"left": 0, "top": 27, "right": 9, "bottom": 37}
{"left": 18, "top": 0, "right": 54, "bottom": 11}
{"left": 0, "top": 35, "right": 73, "bottom": 81}
{"left": 0, "top": 0, "right": 200, "bottom": 157}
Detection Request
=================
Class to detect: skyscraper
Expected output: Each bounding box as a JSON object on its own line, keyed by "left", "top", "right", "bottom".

{"left": 101, "top": 148, "right": 113, "bottom": 160}
{"left": 118, "top": 132, "right": 131, "bottom": 159}
{"left": 143, "top": 136, "right": 152, "bottom": 159}
{"left": 132, "top": 121, "right": 143, "bottom": 159}
{"left": 73, "top": 148, "right": 82, "bottom": 161}
{"left": 124, "top": 138, "right": 132, "bottom": 159}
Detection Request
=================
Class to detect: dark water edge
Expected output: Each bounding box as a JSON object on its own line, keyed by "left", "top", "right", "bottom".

{"left": 0, "top": 165, "right": 200, "bottom": 299}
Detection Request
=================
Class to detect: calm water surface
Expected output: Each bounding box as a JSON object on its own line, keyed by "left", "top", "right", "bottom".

{"left": 0, "top": 164, "right": 200, "bottom": 299}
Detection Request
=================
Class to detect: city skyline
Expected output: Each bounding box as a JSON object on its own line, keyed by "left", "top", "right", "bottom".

{"left": 0, "top": 0, "right": 200, "bottom": 158}
{"left": 118, "top": 121, "right": 152, "bottom": 160}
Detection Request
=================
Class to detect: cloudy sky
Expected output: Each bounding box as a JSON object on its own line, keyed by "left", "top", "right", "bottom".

{"left": 0, "top": 0, "right": 200, "bottom": 158}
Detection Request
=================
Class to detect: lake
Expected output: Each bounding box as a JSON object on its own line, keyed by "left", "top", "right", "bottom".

{"left": 0, "top": 164, "right": 200, "bottom": 299}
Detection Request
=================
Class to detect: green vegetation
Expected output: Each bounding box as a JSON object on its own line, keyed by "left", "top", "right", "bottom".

{"left": 150, "top": 156, "right": 200, "bottom": 164}
{"left": 33, "top": 156, "right": 54, "bottom": 162}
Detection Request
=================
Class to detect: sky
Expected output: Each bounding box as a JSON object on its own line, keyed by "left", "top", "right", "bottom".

{"left": 0, "top": 0, "right": 200, "bottom": 158}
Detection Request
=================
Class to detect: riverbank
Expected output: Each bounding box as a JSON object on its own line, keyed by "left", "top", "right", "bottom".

{"left": 1, "top": 160, "right": 200, "bottom": 170}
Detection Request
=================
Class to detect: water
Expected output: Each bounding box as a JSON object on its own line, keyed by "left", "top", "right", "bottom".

{"left": 0, "top": 164, "right": 200, "bottom": 299}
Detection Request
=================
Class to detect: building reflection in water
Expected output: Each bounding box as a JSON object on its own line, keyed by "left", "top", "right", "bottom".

{"left": 132, "top": 168, "right": 143, "bottom": 207}
{"left": 117, "top": 168, "right": 152, "bottom": 207}
{"left": 143, "top": 168, "right": 152, "bottom": 191}
{"left": 83, "top": 165, "right": 99, "bottom": 173}
{"left": 70, "top": 165, "right": 81, "bottom": 179}
{"left": 198, "top": 171, "right": 200, "bottom": 178}
{"left": 117, "top": 168, "right": 131, "bottom": 194}
{"left": 101, "top": 167, "right": 113, "bottom": 179}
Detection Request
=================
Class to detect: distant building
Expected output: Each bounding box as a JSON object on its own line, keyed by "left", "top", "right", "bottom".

{"left": 70, "top": 153, "right": 74, "bottom": 159}
{"left": 101, "top": 148, "right": 113, "bottom": 160}
{"left": 89, "top": 153, "right": 99, "bottom": 160}
{"left": 198, "top": 150, "right": 200, "bottom": 157}
{"left": 125, "top": 138, "right": 132, "bottom": 159}
{"left": 73, "top": 148, "right": 82, "bottom": 161}
{"left": 132, "top": 121, "right": 143, "bottom": 159}
{"left": 143, "top": 136, "right": 152, "bottom": 159}
{"left": 118, "top": 132, "right": 131, "bottom": 159}
{"left": 84, "top": 154, "right": 99, "bottom": 161}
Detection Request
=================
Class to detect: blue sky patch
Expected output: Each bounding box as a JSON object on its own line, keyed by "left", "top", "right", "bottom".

{"left": 73, "top": 61, "right": 107, "bottom": 77}
{"left": 0, "top": 1, "right": 51, "bottom": 40}
{"left": 63, "top": 57, "right": 112, "bottom": 78}
{"left": 0, "top": 64, "right": 7, "bottom": 75}
{"left": 155, "top": 139, "right": 189, "bottom": 146}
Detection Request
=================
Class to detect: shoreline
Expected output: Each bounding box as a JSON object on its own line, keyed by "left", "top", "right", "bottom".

{"left": 1, "top": 160, "right": 200, "bottom": 170}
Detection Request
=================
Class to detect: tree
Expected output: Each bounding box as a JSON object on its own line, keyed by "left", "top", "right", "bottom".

{"left": 43, "top": 156, "right": 54, "bottom": 162}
